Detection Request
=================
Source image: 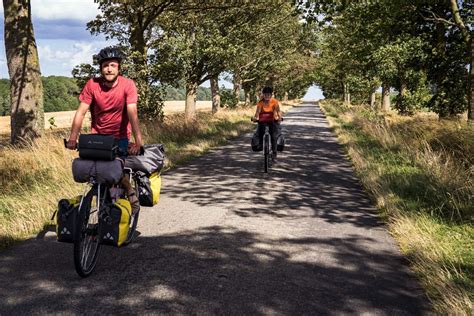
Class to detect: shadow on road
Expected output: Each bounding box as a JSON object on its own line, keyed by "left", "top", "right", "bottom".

{"left": 0, "top": 225, "right": 427, "bottom": 314}
{"left": 163, "top": 105, "right": 382, "bottom": 229}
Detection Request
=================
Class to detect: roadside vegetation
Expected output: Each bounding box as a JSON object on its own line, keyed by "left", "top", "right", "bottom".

{"left": 320, "top": 99, "right": 473, "bottom": 314}
{"left": 0, "top": 107, "right": 256, "bottom": 251}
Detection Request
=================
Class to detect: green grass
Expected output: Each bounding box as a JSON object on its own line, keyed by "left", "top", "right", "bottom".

{"left": 320, "top": 99, "right": 473, "bottom": 314}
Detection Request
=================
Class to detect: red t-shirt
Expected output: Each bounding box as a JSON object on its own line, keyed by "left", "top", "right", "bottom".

{"left": 79, "top": 76, "right": 138, "bottom": 139}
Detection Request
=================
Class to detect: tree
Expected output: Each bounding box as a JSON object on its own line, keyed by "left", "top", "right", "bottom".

{"left": 3, "top": 0, "right": 43, "bottom": 144}
{"left": 304, "top": 0, "right": 470, "bottom": 118}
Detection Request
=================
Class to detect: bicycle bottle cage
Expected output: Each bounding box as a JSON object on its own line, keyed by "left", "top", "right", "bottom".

{"left": 78, "top": 134, "right": 118, "bottom": 161}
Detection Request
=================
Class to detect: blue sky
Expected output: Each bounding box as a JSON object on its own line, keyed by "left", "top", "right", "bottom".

{"left": 0, "top": 0, "right": 323, "bottom": 100}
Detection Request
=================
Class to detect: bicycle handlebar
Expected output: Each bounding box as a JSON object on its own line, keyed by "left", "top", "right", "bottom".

{"left": 251, "top": 117, "right": 284, "bottom": 123}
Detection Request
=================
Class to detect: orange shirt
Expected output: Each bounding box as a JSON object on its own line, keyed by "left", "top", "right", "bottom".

{"left": 257, "top": 98, "right": 279, "bottom": 113}
{"left": 257, "top": 98, "right": 280, "bottom": 122}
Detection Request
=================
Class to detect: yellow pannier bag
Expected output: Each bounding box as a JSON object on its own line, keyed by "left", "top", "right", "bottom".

{"left": 99, "top": 198, "right": 131, "bottom": 247}
{"left": 150, "top": 172, "right": 161, "bottom": 205}
{"left": 137, "top": 171, "right": 161, "bottom": 206}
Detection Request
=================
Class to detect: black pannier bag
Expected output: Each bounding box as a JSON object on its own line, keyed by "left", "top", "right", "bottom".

{"left": 251, "top": 132, "right": 262, "bottom": 152}
{"left": 124, "top": 144, "right": 165, "bottom": 175}
{"left": 78, "top": 134, "right": 118, "bottom": 161}
{"left": 135, "top": 171, "right": 153, "bottom": 206}
{"left": 72, "top": 158, "right": 123, "bottom": 184}
{"left": 52, "top": 196, "right": 82, "bottom": 243}
{"left": 277, "top": 133, "right": 285, "bottom": 152}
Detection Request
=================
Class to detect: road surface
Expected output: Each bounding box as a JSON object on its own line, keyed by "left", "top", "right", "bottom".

{"left": 0, "top": 103, "right": 430, "bottom": 315}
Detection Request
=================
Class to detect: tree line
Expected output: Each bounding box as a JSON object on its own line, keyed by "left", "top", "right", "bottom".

{"left": 3, "top": 0, "right": 472, "bottom": 145}
{"left": 298, "top": 0, "right": 473, "bottom": 118}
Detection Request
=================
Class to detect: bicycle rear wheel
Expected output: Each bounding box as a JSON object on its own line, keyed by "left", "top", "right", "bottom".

{"left": 73, "top": 185, "right": 104, "bottom": 277}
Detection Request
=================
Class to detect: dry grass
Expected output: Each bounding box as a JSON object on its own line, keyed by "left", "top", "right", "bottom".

{"left": 0, "top": 107, "right": 256, "bottom": 250}
{"left": 320, "top": 100, "right": 473, "bottom": 314}
{"left": 0, "top": 133, "right": 82, "bottom": 247}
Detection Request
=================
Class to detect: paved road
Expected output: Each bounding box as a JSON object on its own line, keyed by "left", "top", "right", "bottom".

{"left": 0, "top": 103, "right": 430, "bottom": 315}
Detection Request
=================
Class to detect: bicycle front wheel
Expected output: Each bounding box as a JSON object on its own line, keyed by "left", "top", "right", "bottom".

{"left": 73, "top": 185, "right": 103, "bottom": 277}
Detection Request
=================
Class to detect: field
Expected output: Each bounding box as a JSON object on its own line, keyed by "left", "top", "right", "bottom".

{"left": 0, "top": 101, "right": 212, "bottom": 134}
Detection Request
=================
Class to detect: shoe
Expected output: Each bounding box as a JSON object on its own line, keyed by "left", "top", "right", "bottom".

{"left": 128, "top": 191, "right": 140, "bottom": 215}
{"left": 272, "top": 152, "right": 277, "bottom": 163}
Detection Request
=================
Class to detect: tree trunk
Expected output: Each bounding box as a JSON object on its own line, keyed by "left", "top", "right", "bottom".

{"left": 243, "top": 87, "right": 251, "bottom": 106}
{"left": 255, "top": 84, "right": 262, "bottom": 103}
{"left": 210, "top": 75, "right": 220, "bottom": 114}
{"left": 382, "top": 83, "right": 391, "bottom": 111}
{"left": 4, "top": 0, "right": 44, "bottom": 145}
{"left": 469, "top": 38, "right": 474, "bottom": 121}
{"left": 397, "top": 81, "right": 408, "bottom": 114}
{"left": 185, "top": 81, "right": 197, "bottom": 121}
{"left": 129, "top": 24, "right": 153, "bottom": 118}
{"left": 449, "top": 0, "right": 472, "bottom": 121}
{"left": 370, "top": 92, "right": 376, "bottom": 110}
{"left": 342, "top": 82, "right": 347, "bottom": 102}
{"left": 233, "top": 72, "right": 242, "bottom": 101}
{"left": 283, "top": 92, "right": 289, "bottom": 103}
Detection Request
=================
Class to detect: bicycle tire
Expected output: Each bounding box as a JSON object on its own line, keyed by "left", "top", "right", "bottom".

{"left": 73, "top": 185, "right": 104, "bottom": 277}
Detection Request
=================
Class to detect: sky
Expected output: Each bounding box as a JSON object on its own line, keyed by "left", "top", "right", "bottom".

{"left": 0, "top": 0, "right": 323, "bottom": 100}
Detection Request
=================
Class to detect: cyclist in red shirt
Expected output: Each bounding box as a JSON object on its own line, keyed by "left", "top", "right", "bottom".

{"left": 253, "top": 86, "right": 282, "bottom": 160}
{"left": 66, "top": 47, "right": 143, "bottom": 212}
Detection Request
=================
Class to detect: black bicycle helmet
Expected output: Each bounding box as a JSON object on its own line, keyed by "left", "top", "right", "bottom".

{"left": 96, "top": 47, "right": 122, "bottom": 66}
{"left": 262, "top": 86, "right": 273, "bottom": 94}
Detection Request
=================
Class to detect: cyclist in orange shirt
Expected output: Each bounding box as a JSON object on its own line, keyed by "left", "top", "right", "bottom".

{"left": 253, "top": 86, "right": 282, "bottom": 160}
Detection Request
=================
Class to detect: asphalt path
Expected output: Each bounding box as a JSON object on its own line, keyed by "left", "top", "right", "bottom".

{"left": 0, "top": 103, "right": 430, "bottom": 315}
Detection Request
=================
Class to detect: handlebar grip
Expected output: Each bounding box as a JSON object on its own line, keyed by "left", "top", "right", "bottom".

{"left": 64, "top": 139, "right": 77, "bottom": 149}
{"left": 139, "top": 146, "right": 145, "bottom": 155}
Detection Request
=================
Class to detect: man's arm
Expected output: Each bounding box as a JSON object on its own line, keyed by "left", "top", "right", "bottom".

{"left": 127, "top": 103, "right": 143, "bottom": 155}
{"left": 66, "top": 102, "right": 90, "bottom": 149}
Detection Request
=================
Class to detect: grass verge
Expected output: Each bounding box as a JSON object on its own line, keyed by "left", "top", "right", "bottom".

{"left": 320, "top": 99, "right": 473, "bottom": 314}
{"left": 0, "top": 108, "right": 256, "bottom": 251}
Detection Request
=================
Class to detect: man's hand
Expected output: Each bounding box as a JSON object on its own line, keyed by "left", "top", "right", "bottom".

{"left": 128, "top": 143, "right": 142, "bottom": 156}
{"left": 66, "top": 139, "right": 77, "bottom": 150}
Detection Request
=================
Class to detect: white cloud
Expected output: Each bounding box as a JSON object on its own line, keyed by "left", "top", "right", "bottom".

{"left": 36, "top": 40, "right": 112, "bottom": 76}
{"left": 0, "top": 0, "right": 101, "bottom": 22}
{"left": 32, "top": 0, "right": 100, "bottom": 22}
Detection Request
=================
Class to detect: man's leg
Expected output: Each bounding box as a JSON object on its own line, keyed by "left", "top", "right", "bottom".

{"left": 117, "top": 138, "right": 140, "bottom": 215}
{"left": 270, "top": 121, "right": 278, "bottom": 159}
{"left": 257, "top": 123, "right": 265, "bottom": 150}
{"left": 119, "top": 174, "right": 140, "bottom": 215}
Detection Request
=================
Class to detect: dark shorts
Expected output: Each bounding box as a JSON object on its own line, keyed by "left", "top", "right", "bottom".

{"left": 117, "top": 138, "right": 129, "bottom": 160}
